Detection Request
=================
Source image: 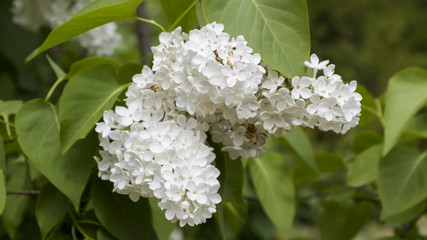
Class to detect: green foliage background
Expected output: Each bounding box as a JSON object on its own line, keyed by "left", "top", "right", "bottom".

{"left": 0, "top": 0, "right": 427, "bottom": 239}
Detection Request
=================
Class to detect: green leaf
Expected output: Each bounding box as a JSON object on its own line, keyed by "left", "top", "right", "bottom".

{"left": 91, "top": 180, "right": 151, "bottom": 240}
{"left": 1, "top": 157, "right": 30, "bottom": 239}
{"left": 36, "top": 183, "right": 69, "bottom": 239}
{"left": 249, "top": 152, "right": 295, "bottom": 234}
{"left": 15, "top": 99, "right": 96, "bottom": 209}
{"left": 26, "top": 0, "right": 143, "bottom": 61}
{"left": 404, "top": 113, "right": 427, "bottom": 139}
{"left": 378, "top": 141, "right": 427, "bottom": 219}
{"left": 315, "top": 152, "right": 344, "bottom": 172}
{"left": 59, "top": 64, "right": 129, "bottom": 153}
{"left": 347, "top": 144, "right": 382, "bottom": 187}
{"left": 352, "top": 130, "right": 383, "bottom": 154}
{"left": 46, "top": 55, "right": 66, "bottom": 79}
{"left": 0, "top": 170, "right": 6, "bottom": 215}
{"left": 0, "top": 100, "right": 23, "bottom": 117}
{"left": 202, "top": 0, "right": 310, "bottom": 77}
{"left": 212, "top": 142, "right": 244, "bottom": 240}
{"left": 383, "top": 67, "right": 427, "bottom": 155}
{"left": 0, "top": 135, "right": 5, "bottom": 174}
{"left": 118, "top": 62, "right": 143, "bottom": 84}
{"left": 383, "top": 200, "right": 426, "bottom": 225}
{"left": 358, "top": 84, "right": 377, "bottom": 128}
{"left": 318, "top": 201, "right": 375, "bottom": 240}
{"left": 67, "top": 57, "right": 120, "bottom": 79}
{"left": 160, "top": 0, "right": 198, "bottom": 32}
{"left": 148, "top": 198, "right": 175, "bottom": 240}
{"left": 282, "top": 127, "right": 317, "bottom": 171}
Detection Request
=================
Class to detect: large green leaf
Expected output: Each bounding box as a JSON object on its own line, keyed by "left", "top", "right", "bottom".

{"left": 1, "top": 158, "right": 30, "bottom": 239}
{"left": 59, "top": 64, "right": 129, "bottom": 153}
{"left": 148, "top": 198, "right": 175, "bottom": 240}
{"left": 91, "top": 180, "right": 151, "bottom": 240}
{"left": 202, "top": 0, "right": 310, "bottom": 77}
{"left": 36, "top": 183, "right": 69, "bottom": 239}
{"left": 249, "top": 152, "right": 295, "bottom": 234}
{"left": 282, "top": 127, "right": 317, "bottom": 171}
{"left": 26, "top": 0, "right": 143, "bottom": 61}
{"left": 378, "top": 141, "right": 427, "bottom": 218}
{"left": 0, "top": 135, "right": 5, "bottom": 174}
{"left": 347, "top": 144, "right": 382, "bottom": 187}
{"left": 160, "top": 0, "right": 198, "bottom": 32}
{"left": 0, "top": 170, "right": 5, "bottom": 215}
{"left": 318, "top": 201, "right": 375, "bottom": 240}
{"left": 383, "top": 67, "right": 427, "bottom": 155}
{"left": 404, "top": 113, "right": 427, "bottom": 139}
{"left": 15, "top": 99, "right": 96, "bottom": 209}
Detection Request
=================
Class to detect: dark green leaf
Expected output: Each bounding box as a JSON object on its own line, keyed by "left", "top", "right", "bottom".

{"left": 318, "top": 201, "right": 375, "bottom": 240}
{"left": 383, "top": 200, "right": 426, "bottom": 225}
{"left": 352, "top": 130, "right": 383, "bottom": 154}
{"left": 347, "top": 144, "right": 382, "bottom": 187}
{"left": 160, "top": 0, "right": 198, "bottom": 32}
{"left": 282, "top": 127, "right": 317, "bottom": 171}
{"left": 202, "top": 0, "right": 310, "bottom": 77}
{"left": 148, "top": 198, "right": 175, "bottom": 240}
{"left": 383, "top": 67, "right": 427, "bottom": 155}
{"left": 1, "top": 157, "right": 30, "bottom": 238}
{"left": 0, "top": 170, "right": 5, "bottom": 215}
{"left": 378, "top": 141, "right": 427, "bottom": 218}
{"left": 404, "top": 113, "right": 427, "bottom": 139}
{"left": 358, "top": 84, "right": 377, "bottom": 128}
{"left": 26, "top": 0, "right": 143, "bottom": 61}
{"left": 36, "top": 183, "right": 69, "bottom": 239}
{"left": 59, "top": 64, "right": 128, "bottom": 153}
{"left": 249, "top": 152, "right": 295, "bottom": 234}
{"left": 15, "top": 99, "right": 96, "bottom": 209}
{"left": 91, "top": 180, "right": 151, "bottom": 240}
{"left": 118, "top": 62, "right": 143, "bottom": 84}
{"left": 46, "top": 55, "right": 66, "bottom": 79}
{"left": 315, "top": 152, "right": 344, "bottom": 172}
{"left": 0, "top": 135, "right": 5, "bottom": 174}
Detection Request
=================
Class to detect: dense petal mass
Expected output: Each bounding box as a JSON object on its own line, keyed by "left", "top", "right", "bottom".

{"left": 95, "top": 22, "right": 362, "bottom": 226}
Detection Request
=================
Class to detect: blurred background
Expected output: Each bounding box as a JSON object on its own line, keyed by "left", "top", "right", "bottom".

{"left": 1, "top": 0, "right": 427, "bottom": 239}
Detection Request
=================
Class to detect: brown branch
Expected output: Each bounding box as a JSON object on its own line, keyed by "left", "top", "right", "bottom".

{"left": 7, "top": 190, "right": 40, "bottom": 195}
{"left": 135, "top": 2, "right": 152, "bottom": 65}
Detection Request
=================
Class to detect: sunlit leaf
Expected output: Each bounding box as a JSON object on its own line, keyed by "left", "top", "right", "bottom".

{"left": 36, "top": 183, "right": 69, "bottom": 239}
{"left": 59, "top": 64, "right": 129, "bottom": 153}
{"left": 383, "top": 67, "right": 427, "bottom": 155}
{"left": 378, "top": 141, "right": 427, "bottom": 218}
{"left": 26, "top": 0, "right": 143, "bottom": 61}
{"left": 202, "top": 0, "right": 310, "bottom": 77}
{"left": 15, "top": 99, "right": 96, "bottom": 209}
{"left": 249, "top": 152, "right": 295, "bottom": 234}
{"left": 91, "top": 180, "right": 151, "bottom": 240}
{"left": 282, "top": 127, "right": 317, "bottom": 171}
{"left": 347, "top": 144, "right": 382, "bottom": 187}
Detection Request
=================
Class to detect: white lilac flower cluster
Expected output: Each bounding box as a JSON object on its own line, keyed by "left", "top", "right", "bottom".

{"left": 10, "top": 0, "right": 121, "bottom": 56}
{"left": 95, "top": 22, "right": 362, "bottom": 226}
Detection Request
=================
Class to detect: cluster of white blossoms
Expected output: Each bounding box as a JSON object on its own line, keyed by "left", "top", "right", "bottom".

{"left": 95, "top": 22, "right": 362, "bottom": 226}
{"left": 10, "top": 0, "right": 121, "bottom": 56}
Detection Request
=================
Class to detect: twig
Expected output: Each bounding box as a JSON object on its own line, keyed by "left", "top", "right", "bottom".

{"left": 7, "top": 190, "right": 40, "bottom": 195}
{"left": 136, "top": 2, "right": 153, "bottom": 65}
